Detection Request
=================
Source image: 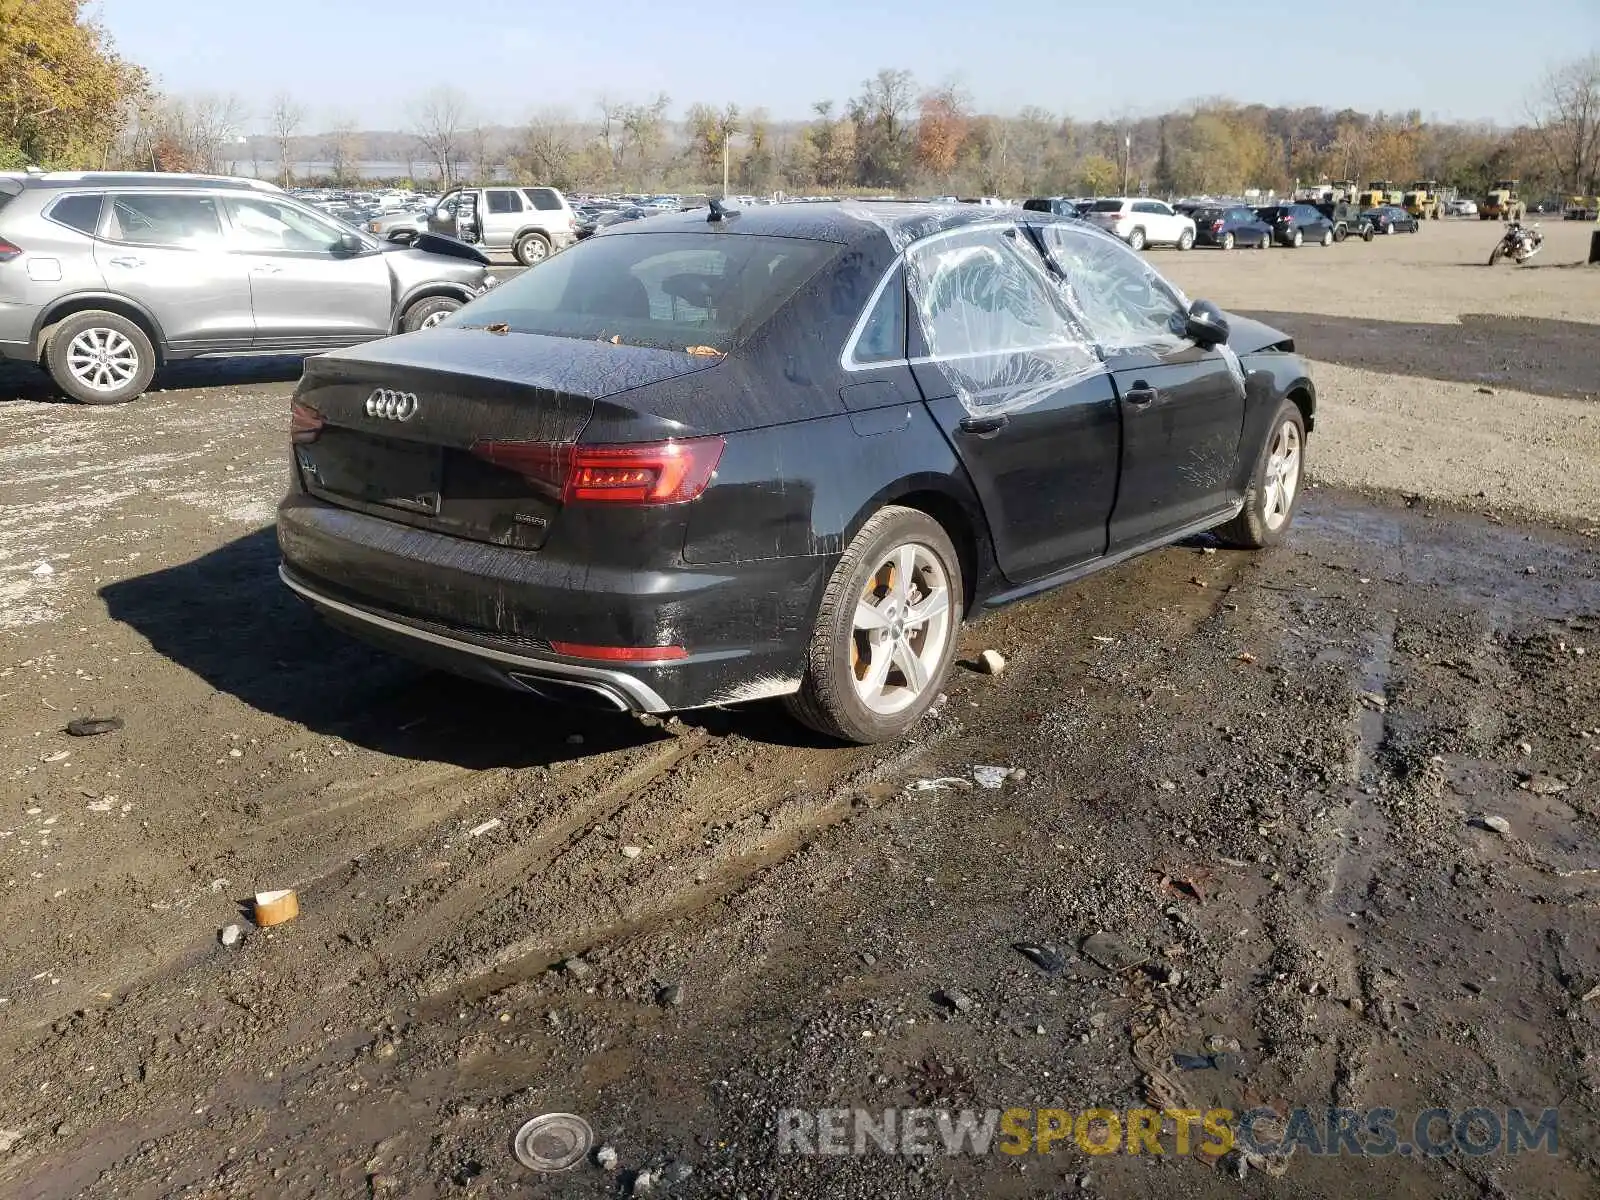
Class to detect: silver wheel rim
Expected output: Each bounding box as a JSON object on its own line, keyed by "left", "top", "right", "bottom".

{"left": 1223, "top": 234, "right": 1233, "bottom": 250}
{"left": 1262, "top": 420, "right": 1302, "bottom": 531}
{"left": 420, "top": 307, "right": 452, "bottom": 328}
{"left": 851, "top": 543, "right": 952, "bottom": 716}
{"left": 522, "top": 239, "right": 547, "bottom": 263}
{"left": 66, "top": 328, "right": 139, "bottom": 393}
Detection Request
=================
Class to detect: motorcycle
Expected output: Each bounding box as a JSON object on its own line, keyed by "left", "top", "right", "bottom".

{"left": 1488, "top": 222, "right": 1543, "bottom": 266}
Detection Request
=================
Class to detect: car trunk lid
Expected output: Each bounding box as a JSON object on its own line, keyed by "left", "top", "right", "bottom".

{"left": 292, "top": 327, "right": 721, "bottom": 550}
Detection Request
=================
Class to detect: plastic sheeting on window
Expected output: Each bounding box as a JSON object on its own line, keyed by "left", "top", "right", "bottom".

{"left": 839, "top": 202, "right": 1248, "bottom": 415}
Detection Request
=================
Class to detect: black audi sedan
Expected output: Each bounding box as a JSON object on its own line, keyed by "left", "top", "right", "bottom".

{"left": 1362, "top": 205, "right": 1420, "bottom": 235}
{"left": 1254, "top": 203, "right": 1337, "bottom": 247}
{"left": 278, "top": 203, "right": 1314, "bottom": 743}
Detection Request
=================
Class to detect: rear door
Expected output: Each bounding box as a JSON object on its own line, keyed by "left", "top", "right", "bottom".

{"left": 96, "top": 192, "right": 254, "bottom": 350}
{"left": 481, "top": 188, "right": 526, "bottom": 249}
{"left": 221, "top": 194, "right": 391, "bottom": 347}
{"left": 1036, "top": 224, "right": 1245, "bottom": 549}
{"left": 903, "top": 224, "right": 1120, "bottom": 581}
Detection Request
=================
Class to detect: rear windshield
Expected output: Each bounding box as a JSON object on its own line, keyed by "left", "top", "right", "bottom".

{"left": 1088, "top": 200, "right": 1124, "bottom": 213}
{"left": 445, "top": 232, "right": 839, "bottom": 352}
{"left": 1192, "top": 207, "right": 1224, "bottom": 221}
{"left": 0, "top": 181, "right": 19, "bottom": 211}
{"left": 1257, "top": 207, "right": 1287, "bottom": 218}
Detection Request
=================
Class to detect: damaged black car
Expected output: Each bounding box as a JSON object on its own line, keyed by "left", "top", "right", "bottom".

{"left": 277, "top": 202, "right": 1314, "bottom": 744}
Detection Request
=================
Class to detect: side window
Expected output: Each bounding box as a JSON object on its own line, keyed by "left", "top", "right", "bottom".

{"left": 851, "top": 264, "right": 906, "bottom": 364}
{"left": 908, "top": 228, "right": 1072, "bottom": 358}
{"left": 225, "top": 197, "right": 349, "bottom": 254}
{"left": 48, "top": 194, "right": 104, "bottom": 235}
{"left": 106, "top": 194, "right": 223, "bottom": 247}
{"left": 486, "top": 189, "right": 523, "bottom": 215}
{"left": 523, "top": 188, "right": 563, "bottom": 211}
{"left": 1149, "top": 202, "right": 1174, "bottom": 217}
{"left": 1037, "top": 224, "right": 1188, "bottom": 354}
{"left": 905, "top": 227, "right": 1099, "bottom": 409}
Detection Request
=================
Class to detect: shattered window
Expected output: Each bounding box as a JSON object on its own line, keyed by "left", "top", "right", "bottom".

{"left": 904, "top": 226, "right": 1101, "bottom": 412}
{"left": 1036, "top": 224, "right": 1188, "bottom": 355}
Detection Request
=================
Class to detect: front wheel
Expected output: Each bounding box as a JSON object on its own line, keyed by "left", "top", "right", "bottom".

{"left": 1126, "top": 228, "right": 1147, "bottom": 252}
{"left": 513, "top": 232, "right": 551, "bottom": 266}
{"left": 400, "top": 295, "right": 462, "bottom": 332}
{"left": 1212, "top": 399, "right": 1306, "bottom": 550}
{"left": 785, "top": 506, "right": 963, "bottom": 744}
{"left": 1489, "top": 244, "right": 1505, "bottom": 266}
{"left": 46, "top": 310, "right": 157, "bottom": 405}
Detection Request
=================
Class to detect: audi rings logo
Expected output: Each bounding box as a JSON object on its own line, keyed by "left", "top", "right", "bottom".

{"left": 366, "top": 388, "right": 418, "bottom": 421}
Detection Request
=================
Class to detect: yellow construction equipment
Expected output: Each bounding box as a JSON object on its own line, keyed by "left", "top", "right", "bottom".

{"left": 1403, "top": 181, "right": 1443, "bottom": 220}
{"left": 1481, "top": 180, "right": 1525, "bottom": 221}
{"left": 1562, "top": 195, "right": 1600, "bottom": 220}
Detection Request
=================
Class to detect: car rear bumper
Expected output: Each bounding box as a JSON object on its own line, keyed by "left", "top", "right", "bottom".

{"left": 276, "top": 495, "right": 829, "bottom": 712}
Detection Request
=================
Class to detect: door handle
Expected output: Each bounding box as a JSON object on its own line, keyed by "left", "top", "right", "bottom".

{"left": 106, "top": 256, "right": 144, "bottom": 269}
{"left": 958, "top": 413, "right": 1009, "bottom": 436}
{"left": 1124, "top": 386, "right": 1160, "bottom": 408}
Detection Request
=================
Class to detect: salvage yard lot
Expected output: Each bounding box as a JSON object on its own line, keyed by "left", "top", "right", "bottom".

{"left": 1, "top": 218, "right": 1597, "bottom": 1198}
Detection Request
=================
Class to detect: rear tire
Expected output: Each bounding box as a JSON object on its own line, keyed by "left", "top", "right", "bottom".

{"left": 785, "top": 506, "right": 963, "bottom": 745}
{"left": 1362, "top": 227, "right": 1376, "bottom": 242}
{"left": 45, "top": 310, "right": 157, "bottom": 405}
{"left": 1292, "top": 229, "right": 1304, "bottom": 247}
{"left": 1320, "top": 228, "right": 1334, "bottom": 246}
{"left": 1221, "top": 232, "right": 1235, "bottom": 251}
{"left": 1213, "top": 399, "right": 1307, "bottom": 550}
{"left": 400, "top": 295, "right": 462, "bottom": 332}
{"left": 513, "top": 231, "right": 551, "bottom": 266}
{"left": 1176, "top": 229, "right": 1195, "bottom": 251}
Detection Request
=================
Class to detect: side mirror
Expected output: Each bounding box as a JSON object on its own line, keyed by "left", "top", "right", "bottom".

{"left": 1186, "top": 299, "right": 1230, "bottom": 348}
{"left": 335, "top": 232, "right": 366, "bottom": 255}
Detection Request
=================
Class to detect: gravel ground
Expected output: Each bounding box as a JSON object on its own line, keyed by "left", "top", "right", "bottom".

{"left": 0, "top": 216, "right": 1596, "bottom": 1199}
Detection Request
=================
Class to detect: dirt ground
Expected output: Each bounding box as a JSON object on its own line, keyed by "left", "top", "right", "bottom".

{"left": 0, "top": 217, "right": 1597, "bottom": 1199}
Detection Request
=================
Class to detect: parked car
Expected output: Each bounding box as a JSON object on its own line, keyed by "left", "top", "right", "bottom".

{"left": 1022, "top": 197, "right": 1084, "bottom": 217}
{"left": 1313, "top": 201, "right": 1375, "bottom": 242}
{"left": 1363, "top": 205, "right": 1419, "bottom": 234}
{"left": 1188, "top": 205, "right": 1272, "bottom": 249}
{"left": 1080, "top": 198, "right": 1197, "bottom": 250}
{"left": 277, "top": 203, "right": 1314, "bottom": 743}
{"left": 589, "top": 206, "right": 653, "bottom": 234}
{"left": 428, "top": 185, "right": 578, "bottom": 265}
{"left": 1255, "top": 204, "right": 1336, "bottom": 247}
{"left": 367, "top": 208, "right": 430, "bottom": 244}
{"left": 0, "top": 170, "right": 497, "bottom": 405}
{"left": 1445, "top": 199, "right": 1478, "bottom": 217}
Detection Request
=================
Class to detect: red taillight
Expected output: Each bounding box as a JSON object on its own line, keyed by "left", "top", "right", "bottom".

{"left": 290, "top": 400, "right": 324, "bottom": 444}
{"left": 0, "top": 237, "right": 22, "bottom": 263}
{"left": 1210, "top": 221, "right": 1223, "bottom": 231}
{"left": 471, "top": 436, "right": 724, "bottom": 505}
{"left": 549, "top": 641, "right": 688, "bottom": 662}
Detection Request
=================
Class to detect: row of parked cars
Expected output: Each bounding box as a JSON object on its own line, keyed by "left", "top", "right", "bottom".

{"left": 1022, "top": 194, "right": 1422, "bottom": 249}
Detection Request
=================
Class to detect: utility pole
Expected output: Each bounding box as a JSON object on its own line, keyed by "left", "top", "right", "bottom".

{"left": 1122, "top": 131, "right": 1131, "bottom": 195}
{"left": 723, "top": 135, "right": 730, "bottom": 198}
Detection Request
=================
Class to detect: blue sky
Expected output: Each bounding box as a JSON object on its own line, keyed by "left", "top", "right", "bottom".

{"left": 99, "top": 0, "right": 1599, "bottom": 130}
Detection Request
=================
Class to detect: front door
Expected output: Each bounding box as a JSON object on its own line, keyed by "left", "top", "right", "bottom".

{"left": 1035, "top": 223, "right": 1245, "bottom": 550}
{"left": 904, "top": 225, "right": 1121, "bottom": 582}
{"left": 96, "top": 192, "right": 254, "bottom": 351}
{"left": 222, "top": 195, "right": 392, "bottom": 348}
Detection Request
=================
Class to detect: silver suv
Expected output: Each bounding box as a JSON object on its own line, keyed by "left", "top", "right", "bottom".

{"left": 428, "top": 186, "right": 578, "bottom": 266}
{"left": 0, "top": 171, "right": 497, "bottom": 404}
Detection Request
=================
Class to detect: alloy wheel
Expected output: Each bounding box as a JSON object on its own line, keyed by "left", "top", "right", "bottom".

{"left": 850, "top": 543, "right": 952, "bottom": 716}
{"left": 66, "top": 328, "right": 140, "bottom": 393}
{"left": 1262, "top": 420, "right": 1302, "bottom": 531}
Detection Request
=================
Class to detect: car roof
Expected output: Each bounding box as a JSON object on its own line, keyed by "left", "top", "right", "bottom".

{"left": 595, "top": 200, "right": 1045, "bottom": 250}
{"left": 0, "top": 171, "right": 283, "bottom": 193}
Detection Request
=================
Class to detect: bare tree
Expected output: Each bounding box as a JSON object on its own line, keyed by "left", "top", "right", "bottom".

{"left": 469, "top": 124, "right": 494, "bottom": 184}
{"left": 325, "top": 113, "right": 360, "bottom": 186}
{"left": 409, "top": 86, "right": 471, "bottom": 186}
{"left": 520, "top": 108, "right": 576, "bottom": 186}
{"left": 619, "top": 94, "right": 671, "bottom": 185}
{"left": 268, "top": 92, "right": 307, "bottom": 187}
{"left": 186, "top": 93, "right": 246, "bottom": 173}
{"left": 1530, "top": 54, "right": 1600, "bottom": 195}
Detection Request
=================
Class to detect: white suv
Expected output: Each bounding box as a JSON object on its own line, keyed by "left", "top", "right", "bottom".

{"left": 1082, "top": 197, "right": 1196, "bottom": 251}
